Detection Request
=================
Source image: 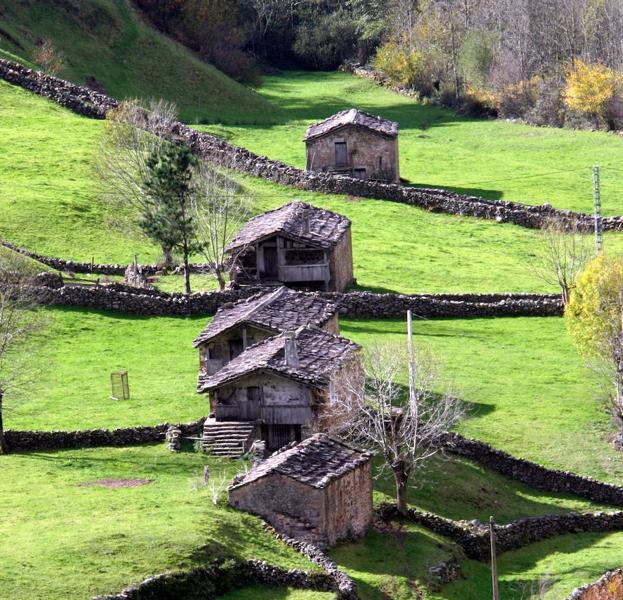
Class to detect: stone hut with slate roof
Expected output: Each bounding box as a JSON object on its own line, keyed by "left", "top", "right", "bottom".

{"left": 304, "top": 108, "right": 400, "bottom": 183}
{"left": 226, "top": 201, "right": 354, "bottom": 292}
{"left": 193, "top": 287, "right": 340, "bottom": 377}
{"left": 199, "top": 326, "right": 363, "bottom": 451}
{"left": 229, "top": 433, "right": 373, "bottom": 547}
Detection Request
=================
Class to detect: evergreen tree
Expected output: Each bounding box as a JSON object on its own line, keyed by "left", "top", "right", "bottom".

{"left": 141, "top": 143, "right": 199, "bottom": 294}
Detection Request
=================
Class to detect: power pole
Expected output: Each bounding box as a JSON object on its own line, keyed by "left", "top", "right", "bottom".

{"left": 490, "top": 516, "right": 500, "bottom": 600}
{"left": 407, "top": 310, "right": 417, "bottom": 414}
{"left": 593, "top": 165, "right": 604, "bottom": 256}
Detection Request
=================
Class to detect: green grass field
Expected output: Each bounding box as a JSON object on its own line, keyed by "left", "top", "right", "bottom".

{"left": 0, "top": 0, "right": 274, "bottom": 124}
{"left": 8, "top": 309, "right": 623, "bottom": 488}
{"left": 200, "top": 70, "right": 623, "bottom": 215}
{"left": 0, "top": 445, "right": 314, "bottom": 600}
{"left": 6, "top": 77, "right": 623, "bottom": 295}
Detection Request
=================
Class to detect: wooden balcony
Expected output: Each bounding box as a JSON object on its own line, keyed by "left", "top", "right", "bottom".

{"left": 278, "top": 263, "right": 329, "bottom": 283}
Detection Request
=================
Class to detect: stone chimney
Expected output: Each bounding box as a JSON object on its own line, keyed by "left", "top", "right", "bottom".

{"left": 302, "top": 208, "right": 310, "bottom": 234}
{"left": 284, "top": 332, "right": 299, "bottom": 367}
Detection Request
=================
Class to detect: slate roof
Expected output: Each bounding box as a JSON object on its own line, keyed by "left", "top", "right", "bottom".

{"left": 304, "top": 108, "right": 399, "bottom": 141}
{"left": 193, "top": 287, "right": 338, "bottom": 348}
{"left": 230, "top": 433, "right": 371, "bottom": 490}
{"left": 226, "top": 201, "right": 351, "bottom": 252}
{"left": 198, "top": 326, "right": 360, "bottom": 392}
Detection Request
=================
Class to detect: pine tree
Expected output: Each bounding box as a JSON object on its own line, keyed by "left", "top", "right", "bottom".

{"left": 141, "top": 143, "right": 199, "bottom": 294}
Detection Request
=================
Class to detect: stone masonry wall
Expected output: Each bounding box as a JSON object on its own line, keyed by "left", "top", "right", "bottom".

{"left": 2, "top": 57, "right": 622, "bottom": 232}
{"left": 91, "top": 558, "right": 336, "bottom": 600}
{"left": 4, "top": 418, "right": 205, "bottom": 452}
{"left": 378, "top": 503, "right": 623, "bottom": 562}
{"left": 442, "top": 432, "right": 623, "bottom": 506}
{"left": 33, "top": 281, "right": 563, "bottom": 318}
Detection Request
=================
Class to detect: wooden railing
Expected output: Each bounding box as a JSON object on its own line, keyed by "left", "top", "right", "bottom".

{"left": 279, "top": 264, "right": 329, "bottom": 283}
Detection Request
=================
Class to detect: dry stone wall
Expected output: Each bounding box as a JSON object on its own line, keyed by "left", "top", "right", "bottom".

{"left": 2, "top": 57, "right": 622, "bottom": 231}
{"left": 378, "top": 503, "right": 623, "bottom": 561}
{"left": 91, "top": 558, "right": 336, "bottom": 600}
{"left": 443, "top": 433, "right": 623, "bottom": 506}
{"left": 4, "top": 418, "right": 205, "bottom": 452}
{"left": 33, "top": 281, "right": 563, "bottom": 318}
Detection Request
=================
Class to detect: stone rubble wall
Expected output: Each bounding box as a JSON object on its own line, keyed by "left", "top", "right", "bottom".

{"left": 32, "top": 281, "right": 563, "bottom": 318}
{"left": 91, "top": 558, "right": 336, "bottom": 600}
{"left": 4, "top": 418, "right": 206, "bottom": 452}
{"left": 267, "top": 526, "right": 359, "bottom": 600}
{"left": 0, "top": 239, "right": 212, "bottom": 276}
{"left": 443, "top": 432, "right": 623, "bottom": 506}
{"left": 2, "top": 57, "right": 622, "bottom": 231}
{"left": 568, "top": 568, "right": 623, "bottom": 600}
{"left": 378, "top": 503, "right": 623, "bottom": 562}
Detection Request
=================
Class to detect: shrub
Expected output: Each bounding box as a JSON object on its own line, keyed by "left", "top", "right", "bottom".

{"left": 374, "top": 40, "right": 435, "bottom": 96}
{"left": 564, "top": 58, "right": 621, "bottom": 129}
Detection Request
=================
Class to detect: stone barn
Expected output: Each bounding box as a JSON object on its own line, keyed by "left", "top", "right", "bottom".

{"left": 193, "top": 286, "right": 340, "bottom": 377}
{"left": 198, "top": 326, "right": 362, "bottom": 453}
{"left": 226, "top": 201, "right": 354, "bottom": 292}
{"left": 228, "top": 433, "right": 373, "bottom": 547}
{"left": 304, "top": 108, "right": 400, "bottom": 183}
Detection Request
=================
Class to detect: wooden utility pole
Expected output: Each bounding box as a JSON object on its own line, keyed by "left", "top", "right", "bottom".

{"left": 407, "top": 310, "right": 416, "bottom": 409}
{"left": 490, "top": 516, "right": 500, "bottom": 600}
{"left": 593, "top": 165, "right": 604, "bottom": 256}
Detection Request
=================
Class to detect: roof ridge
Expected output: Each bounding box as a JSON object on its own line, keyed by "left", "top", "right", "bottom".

{"left": 241, "top": 286, "right": 287, "bottom": 322}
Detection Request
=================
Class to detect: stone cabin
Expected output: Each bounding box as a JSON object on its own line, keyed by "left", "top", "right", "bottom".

{"left": 198, "top": 326, "right": 362, "bottom": 451}
{"left": 193, "top": 286, "right": 340, "bottom": 378}
{"left": 304, "top": 108, "right": 400, "bottom": 183}
{"left": 229, "top": 433, "right": 373, "bottom": 548}
{"left": 226, "top": 201, "right": 354, "bottom": 292}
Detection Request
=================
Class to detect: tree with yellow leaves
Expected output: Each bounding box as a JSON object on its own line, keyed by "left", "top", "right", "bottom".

{"left": 563, "top": 58, "right": 620, "bottom": 128}
{"left": 566, "top": 255, "right": 623, "bottom": 442}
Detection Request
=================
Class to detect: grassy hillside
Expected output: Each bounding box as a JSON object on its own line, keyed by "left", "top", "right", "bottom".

{"left": 0, "top": 0, "right": 276, "bottom": 123}
{"left": 200, "top": 71, "right": 623, "bottom": 215}
{"left": 6, "top": 77, "right": 623, "bottom": 294}
{"left": 9, "top": 309, "right": 623, "bottom": 487}
{"left": 0, "top": 445, "right": 314, "bottom": 600}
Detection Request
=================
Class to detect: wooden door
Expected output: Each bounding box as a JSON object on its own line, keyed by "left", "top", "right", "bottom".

{"left": 263, "top": 246, "right": 278, "bottom": 278}
{"left": 335, "top": 141, "right": 348, "bottom": 167}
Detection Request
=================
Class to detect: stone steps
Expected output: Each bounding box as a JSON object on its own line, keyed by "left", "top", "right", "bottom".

{"left": 202, "top": 420, "right": 256, "bottom": 458}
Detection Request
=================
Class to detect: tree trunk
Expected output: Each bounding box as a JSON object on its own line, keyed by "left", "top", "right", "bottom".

{"left": 561, "top": 284, "right": 570, "bottom": 305}
{"left": 182, "top": 238, "right": 192, "bottom": 295}
{"left": 162, "top": 246, "right": 173, "bottom": 270}
{"left": 216, "top": 269, "right": 226, "bottom": 291}
{"left": 0, "top": 390, "right": 7, "bottom": 455}
{"left": 393, "top": 465, "right": 409, "bottom": 515}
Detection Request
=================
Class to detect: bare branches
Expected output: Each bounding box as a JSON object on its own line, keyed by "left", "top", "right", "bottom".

{"left": 530, "top": 217, "right": 591, "bottom": 304}
{"left": 0, "top": 252, "right": 47, "bottom": 452}
{"left": 191, "top": 165, "right": 251, "bottom": 290}
{"left": 96, "top": 99, "right": 179, "bottom": 266}
{"left": 334, "top": 341, "right": 464, "bottom": 514}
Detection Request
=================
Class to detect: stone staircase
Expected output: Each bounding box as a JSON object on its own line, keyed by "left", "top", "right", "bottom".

{"left": 202, "top": 420, "right": 256, "bottom": 458}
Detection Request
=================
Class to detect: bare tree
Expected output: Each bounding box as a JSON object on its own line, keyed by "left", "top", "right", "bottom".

{"left": 0, "top": 253, "right": 45, "bottom": 453}
{"left": 97, "top": 99, "right": 179, "bottom": 267}
{"left": 191, "top": 164, "right": 252, "bottom": 290}
{"left": 530, "top": 217, "right": 591, "bottom": 304}
{"left": 33, "top": 40, "right": 65, "bottom": 76}
{"left": 334, "top": 335, "right": 465, "bottom": 515}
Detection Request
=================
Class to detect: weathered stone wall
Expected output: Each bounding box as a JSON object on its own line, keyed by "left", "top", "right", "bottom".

{"left": 330, "top": 229, "right": 355, "bottom": 293}
{"left": 378, "top": 503, "right": 623, "bottom": 561}
{"left": 568, "top": 569, "right": 623, "bottom": 600}
{"left": 0, "top": 239, "right": 211, "bottom": 276}
{"left": 443, "top": 433, "right": 623, "bottom": 507}
{"left": 4, "top": 418, "right": 205, "bottom": 452}
{"left": 33, "top": 281, "right": 563, "bottom": 318}
{"left": 324, "top": 461, "right": 373, "bottom": 546}
{"left": 230, "top": 473, "right": 325, "bottom": 545}
{"left": 306, "top": 124, "right": 399, "bottom": 182}
{"left": 91, "top": 558, "right": 336, "bottom": 600}
{"left": 3, "top": 57, "right": 622, "bottom": 232}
